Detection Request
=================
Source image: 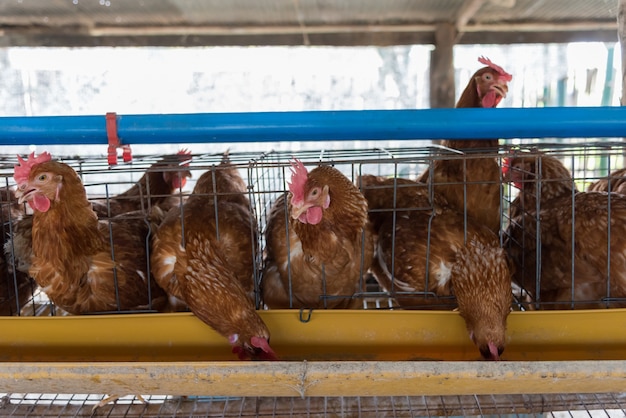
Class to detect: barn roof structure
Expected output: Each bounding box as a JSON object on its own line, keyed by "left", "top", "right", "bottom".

{"left": 0, "top": 0, "right": 618, "bottom": 47}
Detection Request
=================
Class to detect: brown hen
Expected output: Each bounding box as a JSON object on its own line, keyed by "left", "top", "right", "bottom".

{"left": 504, "top": 153, "right": 626, "bottom": 309}
{"left": 262, "top": 160, "right": 375, "bottom": 309}
{"left": 360, "top": 174, "right": 512, "bottom": 360}
{"left": 2, "top": 217, "right": 37, "bottom": 316}
{"left": 151, "top": 153, "right": 276, "bottom": 360}
{"left": 355, "top": 174, "right": 432, "bottom": 232}
{"left": 91, "top": 150, "right": 192, "bottom": 218}
{"left": 0, "top": 187, "right": 36, "bottom": 315}
{"left": 13, "top": 152, "right": 167, "bottom": 314}
{"left": 587, "top": 167, "right": 626, "bottom": 194}
{"left": 418, "top": 56, "right": 512, "bottom": 234}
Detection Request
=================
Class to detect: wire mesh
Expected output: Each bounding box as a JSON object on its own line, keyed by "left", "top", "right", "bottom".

{"left": 501, "top": 141, "right": 626, "bottom": 310}
{"left": 3, "top": 142, "right": 626, "bottom": 315}
{"left": 1, "top": 392, "right": 626, "bottom": 417}
{"left": 1, "top": 143, "right": 626, "bottom": 414}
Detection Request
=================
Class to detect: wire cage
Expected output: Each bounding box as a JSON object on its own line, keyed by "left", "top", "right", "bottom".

{"left": 1, "top": 109, "right": 626, "bottom": 415}
{"left": 250, "top": 146, "right": 443, "bottom": 311}
{"left": 0, "top": 146, "right": 447, "bottom": 317}
{"left": 1, "top": 141, "right": 626, "bottom": 341}
{"left": 501, "top": 140, "right": 626, "bottom": 311}
{"left": 3, "top": 392, "right": 626, "bottom": 417}
{"left": 0, "top": 137, "right": 625, "bottom": 312}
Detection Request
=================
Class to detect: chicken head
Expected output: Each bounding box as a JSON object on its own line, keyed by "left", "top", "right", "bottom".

{"left": 457, "top": 56, "right": 512, "bottom": 109}
{"left": 475, "top": 56, "right": 512, "bottom": 108}
{"left": 160, "top": 148, "right": 192, "bottom": 190}
{"left": 452, "top": 239, "right": 512, "bottom": 361}
{"left": 230, "top": 334, "right": 277, "bottom": 361}
{"left": 14, "top": 152, "right": 71, "bottom": 213}
{"left": 288, "top": 159, "right": 330, "bottom": 225}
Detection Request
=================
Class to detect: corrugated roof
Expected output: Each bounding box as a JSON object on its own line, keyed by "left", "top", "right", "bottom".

{"left": 0, "top": 0, "right": 618, "bottom": 47}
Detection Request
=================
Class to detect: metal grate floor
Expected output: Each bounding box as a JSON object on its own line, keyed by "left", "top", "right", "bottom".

{"left": 1, "top": 393, "right": 626, "bottom": 417}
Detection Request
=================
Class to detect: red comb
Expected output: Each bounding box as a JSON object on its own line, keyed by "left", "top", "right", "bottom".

{"left": 287, "top": 159, "right": 308, "bottom": 204}
{"left": 501, "top": 157, "right": 511, "bottom": 175}
{"left": 14, "top": 152, "right": 52, "bottom": 185}
{"left": 478, "top": 56, "right": 512, "bottom": 82}
{"left": 251, "top": 336, "right": 278, "bottom": 361}
{"left": 177, "top": 148, "right": 192, "bottom": 166}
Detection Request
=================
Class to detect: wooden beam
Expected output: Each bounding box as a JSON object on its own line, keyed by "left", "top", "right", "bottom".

{"left": 0, "top": 21, "right": 617, "bottom": 47}
{"left": 0, "top": 31, "right": 615, "bottom": 48}
{"left": 0, "top": 21, "right": 615, "bottom": 38}
{"left": 458, "top": 30, "right": 617, "bottom": 45}
{"left": 2, "top": 360, "right": 626, "bottom": 397}
{"left": 455, "top": 0, "right": 487, "bottom": 34}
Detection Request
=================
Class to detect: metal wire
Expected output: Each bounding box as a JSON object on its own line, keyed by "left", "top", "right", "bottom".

{"left": 502, "top": 142, "right": 626, "bottom": 309}
{"left": 4, "top": 143, "right": 626, "bottom": 314}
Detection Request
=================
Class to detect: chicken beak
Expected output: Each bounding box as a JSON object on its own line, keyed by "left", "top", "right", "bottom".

{"left": 490, "top": 81, "right": 508, "bottom": 99}
{"left": 15, "top": 186, "right": 32, "bottom": 204}
{"left": 290, "top": 202, "right": 308, "bottom": 220}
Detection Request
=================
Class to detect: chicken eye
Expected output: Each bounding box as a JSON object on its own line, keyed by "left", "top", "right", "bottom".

{"left": 309, "top": 188, "right": 319, "bottom": 198}
{"left": 483, "top": 73, "right": 493, "bottom": 81}
{"left": 37, "top": 174, "right": 47, "bottom": 181}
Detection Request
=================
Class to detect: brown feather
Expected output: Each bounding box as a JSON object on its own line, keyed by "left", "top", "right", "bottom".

{"left": 442, "top": 65, "right": 510, "bottom": 150}
{"left": 356, "top": 174, "right": 436, "bottom": 232}
{"left": 587, "top": 167, "right": 626, "bottom": 194}
{"left": 151, "top": 155, "right": 275, "bottom": 360}
{"left": 504, "top": 154, "right": 626, "bottom": 309}
{"left": 452, "top": 239, "right": 512, "bottom": 360}
{"left": 361, "top": 174, "right": 513, "bottom": 360}
{"left": 91, "top": 153, "right": 191, "bottom": 218}
{"left": 0, "top": 186, "right": 37, "bottom": 315}
{"left": 416, "top": 65, "right": 510, "bottom": 234}
{"left": 262, "top": 165, "right": 375, "bottom": 309}
{"left": 16, "top": 160, "right": 167, "bottom": 314}
{"left": 505, "top": 153, "right": 577, "bottom": 221}
{"left": 2, "top": 215, "right": 37, "bottom": 315}
{"left": 417, "top": 154, "right": 502, "bottom": 234}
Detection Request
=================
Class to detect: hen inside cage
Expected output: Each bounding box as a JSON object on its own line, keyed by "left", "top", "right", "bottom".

{"left": 502, "top": 142, "right": 626, "bottom": 310}
{"left": 2, "top": 143, "right": 626, "bottom": 319}
{"left": 252, "top": 147, "right": 438, "bottom": 310}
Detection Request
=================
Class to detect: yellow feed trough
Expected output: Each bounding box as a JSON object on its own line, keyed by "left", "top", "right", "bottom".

{"left": 0, "top": 309, "right": 624, "bottom": 396}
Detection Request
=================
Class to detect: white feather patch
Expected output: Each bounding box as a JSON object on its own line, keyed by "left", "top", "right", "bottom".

{"left": 435, "top": 261, "right": 452, "bottom": 288}
{"left": 282, "top": 240, "right": 303, "bottom": 271}
{"left": 162, "top": 255, "right": 177, "bottom": 266}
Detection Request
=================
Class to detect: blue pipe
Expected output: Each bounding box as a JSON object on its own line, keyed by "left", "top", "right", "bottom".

{"left": 0, "top": 107, "right": 624, "bottom": 145}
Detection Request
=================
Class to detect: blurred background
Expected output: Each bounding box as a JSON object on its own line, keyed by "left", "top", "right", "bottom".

{"left": 0, "top": 42, "right": 620, "bottom": 156}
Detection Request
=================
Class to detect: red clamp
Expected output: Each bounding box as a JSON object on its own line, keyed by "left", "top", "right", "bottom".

{"left": 106, "top": 112, "right": 132, "bottom": 165}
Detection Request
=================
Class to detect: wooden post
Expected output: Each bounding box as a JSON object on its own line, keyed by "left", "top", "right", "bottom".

{"left": 619, "top": 0, "right": 626, "bottom": 106}
{"left": 429, "top": 23, "right": 456, "bottom": 144}
{"left": 618, "top": 0, "right": 626, "bottom": 164}
{"left": 429, "top": 23, "right": 456, "bottom": 109}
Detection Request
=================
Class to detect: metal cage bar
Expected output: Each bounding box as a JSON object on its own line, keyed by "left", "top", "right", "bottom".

{"left": 1, "top": 110, "right": 626, "bottom": 413}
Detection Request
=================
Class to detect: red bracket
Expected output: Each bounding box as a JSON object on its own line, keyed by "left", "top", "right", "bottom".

{"left": 105, "top": 112, "right": 132, "bottom": 165}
